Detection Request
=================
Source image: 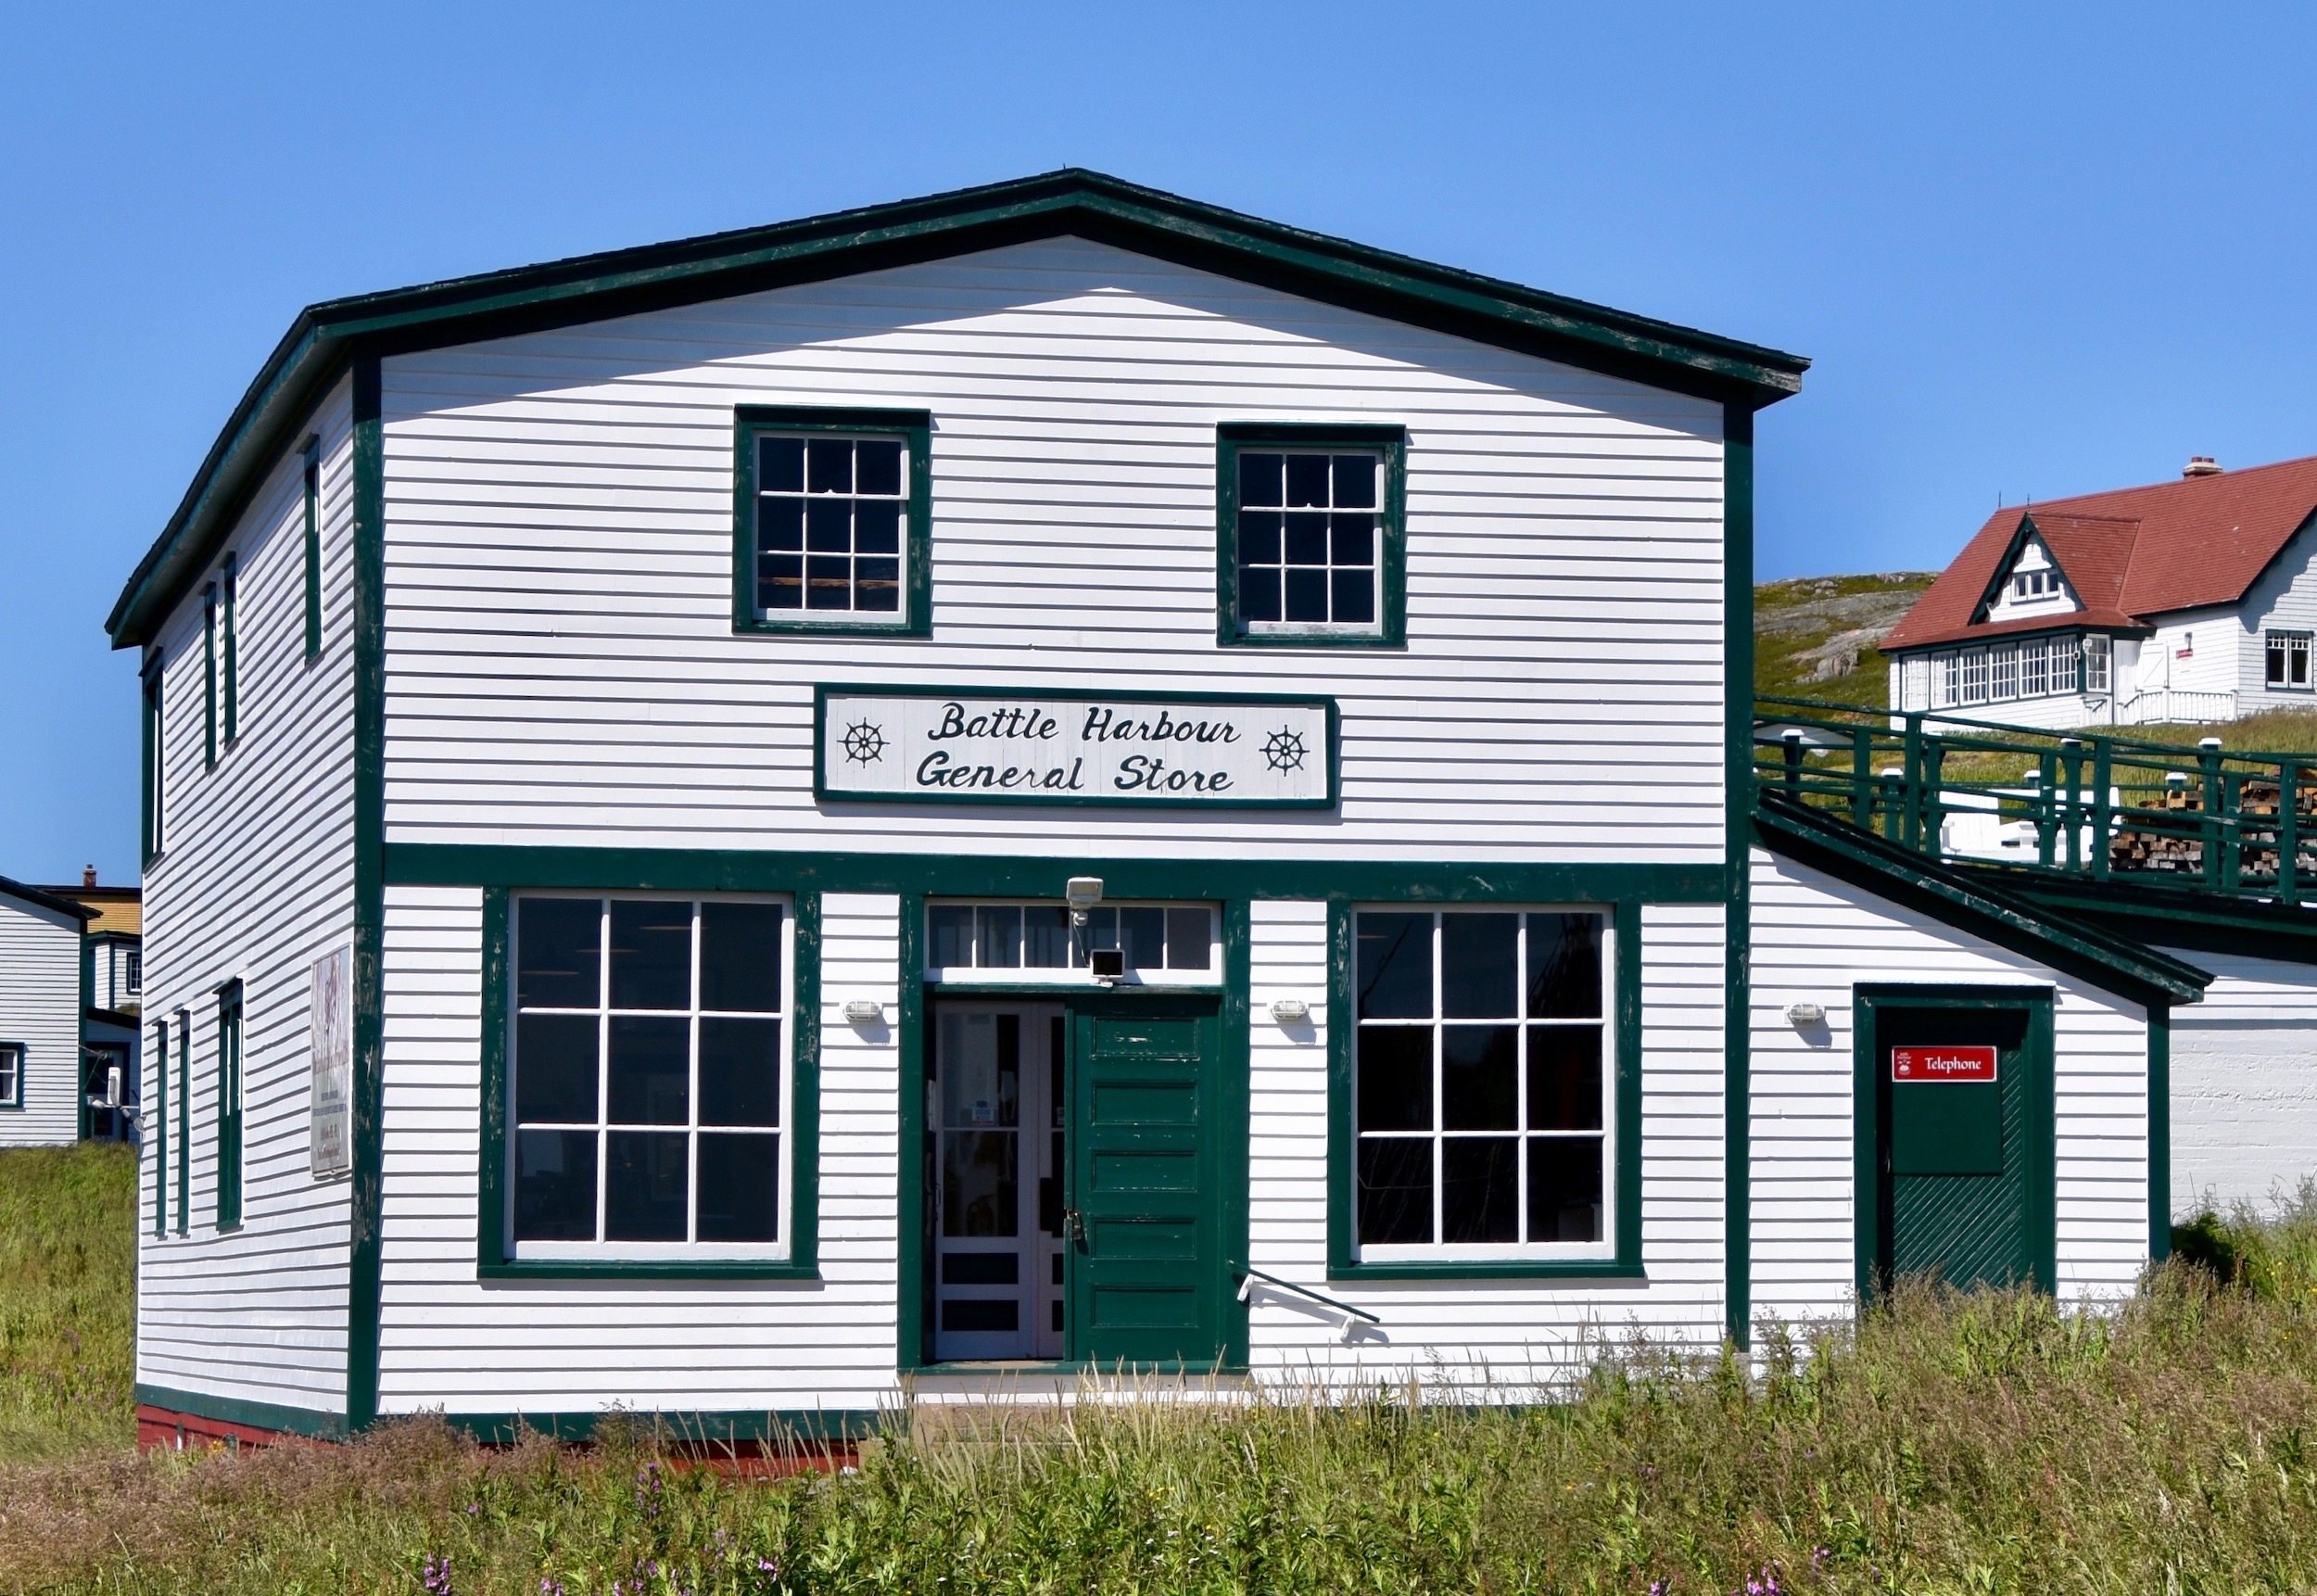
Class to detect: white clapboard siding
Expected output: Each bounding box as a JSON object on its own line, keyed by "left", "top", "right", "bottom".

{"left": 2159, "top": 946, "right": 2317, "bottom": 1217}
{"left": 379, "top": 237, "right": 1728, "bottom": 865}
{"left": 1749, "top": 847, "right": 2151, "bottom": 1330}
{"left": 134, "top": 376, "right": 361, "bottom": 1419}
{"left": 1243, "top": 901, "right": 1728, "bottom": 1394}
{"left": 0, "top": 892, "right": 84, "bottom": 1147}
{"left": 375, "top": 889, "right": 905, "bottom": 1415}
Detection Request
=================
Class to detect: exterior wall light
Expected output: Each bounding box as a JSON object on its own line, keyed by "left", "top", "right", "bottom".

{"left": 842, "top": 999, "right": 884, "bottom": 1025}
{"left": 1269, "top": 997, "right": 1310, "bottom": 1024}
{"left": 1784, "top": 1002, "right": 1827, "bottom": 1028}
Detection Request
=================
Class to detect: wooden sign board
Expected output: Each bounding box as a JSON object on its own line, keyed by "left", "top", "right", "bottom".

{"left": 1891, "top": 1045, "right": 1998, "bottom": 1083}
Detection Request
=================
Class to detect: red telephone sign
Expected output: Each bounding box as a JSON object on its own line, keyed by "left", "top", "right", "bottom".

{"left": 1891, "top": 1045, "right": 1998, "bottom": 1083}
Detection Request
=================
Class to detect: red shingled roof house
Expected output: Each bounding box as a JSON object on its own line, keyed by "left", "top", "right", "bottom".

{"left": 1880, "top": 454, "right": 2317, "bottom": 728}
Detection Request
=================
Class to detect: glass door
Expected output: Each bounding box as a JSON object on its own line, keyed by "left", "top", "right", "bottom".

{"left": 931, "top": 1004, "right": 1066, "bottom": 1362}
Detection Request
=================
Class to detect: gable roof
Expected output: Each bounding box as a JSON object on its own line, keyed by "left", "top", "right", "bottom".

{"left": 1754, "top": 794, "right": 2210, "bottom": 1007}
{"left": 1883, "top": 454, "right": 2317, "bottom": 652}
{"left": 106, "top": 169, "right": 1806, "bottom": 652}
{"left": 0, "top": 872, "right": 97, "bottom": 926}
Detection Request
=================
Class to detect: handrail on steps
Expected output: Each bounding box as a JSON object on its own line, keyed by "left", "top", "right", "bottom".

{"left": 1234, "top": 1265, "right": 1381, "bottom": 1325}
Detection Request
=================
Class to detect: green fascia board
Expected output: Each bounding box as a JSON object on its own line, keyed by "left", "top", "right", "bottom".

{"left": 0, "top": 874, "right": 97, "bottom": 923}
{"left": 135, "top": 1382, "right": 348, "bottom": 1440}
{"left": 1977, "top": 871, "right": 2317, "bottom": 966}
{"left": 1754, "top": 796, "right": 2209, "bottom": 1008}
{"left": 108, "top": 168, "right": 1807, "bottom": 650}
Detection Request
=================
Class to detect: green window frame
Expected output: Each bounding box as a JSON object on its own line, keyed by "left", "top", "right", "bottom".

{"left": 216, "top": 982, "right": 243, "bottom": 1232}
{"left": 221, "top": 553, "right": 238, "bottom": 746}
{"left": 174, "top": 1008, "right": 189, "bottom": 1236}
{"left": 1324, "top": 900, "right": 1642, "bottom": 1280}
{"left": 1216, "top": 423, "right": 1408, "bottom": 649}
{"left": 151, "top": 1018, "right": 168, "bottom": 1235}
{"left": 201, "top": 584, "right": 218, "bottom": 768}
{"left": 476, "top": 887, "right": 823, "bottom": 1280}
{"left": 730, "top": 406, "right": 931, "bottom": 638}
{"left": 0, "top": 1042, "right": 22, "bottom": 1109}
{"left": 302, "top": 442, "right": 323, "bottom": 662}
{"left": 141, "top": 659, "right": 164, "bottom": 864}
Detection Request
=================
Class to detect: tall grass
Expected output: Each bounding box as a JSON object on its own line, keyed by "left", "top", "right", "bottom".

{"left": 11, "top": 1263, "right": 2317, "bottom": 1592}
{"left": 0, "top": 1143, "right": 136, "bottom": 1461}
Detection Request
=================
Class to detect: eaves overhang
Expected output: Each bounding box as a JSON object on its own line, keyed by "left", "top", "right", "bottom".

{"left": 107, "top": 167, "right": 1808, "bottom": 650}
{"left": 0, "top": 873, "right": 98, "bottom": 925}
{"left": 1754, "top": 795, "right": 2209, "bottom": 1008}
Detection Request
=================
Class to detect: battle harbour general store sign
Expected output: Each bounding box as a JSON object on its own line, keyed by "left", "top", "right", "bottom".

{"left": 816, "top": 687, "right": 1337, "bottom": 807}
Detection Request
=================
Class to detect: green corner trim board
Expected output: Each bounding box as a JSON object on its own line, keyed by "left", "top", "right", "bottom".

{"left": 104, "top": 168, "right": 1805, "bottom": 652}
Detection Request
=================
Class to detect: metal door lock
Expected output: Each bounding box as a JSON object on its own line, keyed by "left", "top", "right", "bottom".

{"left": 1064, "top": 1208, "right": 1086, "bottom": 1245}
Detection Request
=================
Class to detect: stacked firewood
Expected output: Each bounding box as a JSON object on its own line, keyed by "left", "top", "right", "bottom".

{"left": 2107, "top": 775, "right": 2317, "bottom": 880}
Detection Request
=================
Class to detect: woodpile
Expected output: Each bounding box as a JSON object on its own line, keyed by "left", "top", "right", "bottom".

{"left": 2107, "top": 775, "right": 2317, "bottom": 881}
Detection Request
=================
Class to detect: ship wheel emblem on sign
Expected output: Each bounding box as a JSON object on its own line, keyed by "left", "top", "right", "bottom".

{"left": 841, "top": 720, "right": 888, "bottom": 765}
{"left": 1261, "top": 726, "right": 1308, "bottom": 773}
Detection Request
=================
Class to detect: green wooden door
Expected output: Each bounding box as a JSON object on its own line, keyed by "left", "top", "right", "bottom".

{"left": 1857, "top": 988, "right": 2056, "bottom": 1296}
{"left": 1069, "top": 999, "right": 1226, "bottom": 1368}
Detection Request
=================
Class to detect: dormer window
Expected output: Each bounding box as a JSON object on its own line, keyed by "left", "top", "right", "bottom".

{"left": 2012, "top": 569, "right": 2061, "bottom": 600}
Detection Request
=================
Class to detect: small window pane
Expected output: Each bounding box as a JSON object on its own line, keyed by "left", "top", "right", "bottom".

{"left": 761, "top": 437, "right": 804, "bottom": 493}
{"left": 1240, "top": 569, "right": 1282, "bottom": 623}
{"left": 1357, "top": 1138, "right": 1433, "bottom": 1245}
{"left": 1528, "top": 1137, "right": 1602, "bottom": 1242}
{"left": 1164, "top": 908, "right": 1211, "bottom": 969}
{"left": 805, "top": 556, "right": 853, "bottom": 608}
{"left": 806, "top": 438, "right": 853, "bottom": 493}
{"left": 757, "top": 498, "right": 804, "bottom": 552}
{"left": 1357, "top": 1026, "right": 1433, "bottom": 1131}
{"left": 1241, "top": 512, "right": 1282, "bottom": 564}
{"left": 1442, "top": 1137, "right": 1520, "bottom": 1243}
{"left": 1023, "top": 906, "right": 1072, "bottom": 968}
{"left": 759, "top": 556, "right": 804, "bottom": 609}
{"left": 1331, "top": 570, "right": 1374, "bottom": 625}
{"left": 1285, "top": 454, "right": 1330, "bottom": 507}
{"left": 697, "top": 1133, "right": 780, "bottom": 1242}
{"left": 700, "top": 903, "right": 782, "bottom": 1012}
{"left": 929, "top": 905, "right": 976, "bottom": 968}
{"left": 518, "top": 899, "right": 601, "bottom": 1008}
{"left": 605, "top": 1131, "right": 688, "bottom": 1240}
{"left": 1331, "top": 514, "right": 1374, "bottom": 564}
{"left": 1284, "top": 513, "right": 1329, "bottom": 566}
{"left": 1527, "top": 914, "right": 1602, "bottom": 1018}
{"left": 1527, "top": 1027, "right": 1602, "bottom": 1130}
{"left": 1441, "top": 913, "right": 1518, "bottom": 1018}
{"left": 943, "top": 1298, "right": 1019, "bottom": 1332}
{"left": 1334, "top": 454, "right": 1377, "bottom": 509}
{"left": 1358, "top": 913, "right": 1433, "bottom": 1019}
{"left": 608, "top": 1017, "right": 690, "bottom": 1125}
{"left": 514, "top": 1014, "right": 599, "bottom": 1124}
{"left": 1118, "top": 907, "right": 1165, "bottom": 970}
{"left": 1239, "top": 452, "right": 1284, "bottom": 507}
{"left": 805, "top": 500, "right": 851, "bottom": 552}
{"left": 1441, "top": 1025, "right": 1517, "bottom": 1129}
{"left": 700, "top": 1018, "right": 781, "bottom": 1127}
{"left": 513, "top": 1130, "right": 597, "bottom": 1241}
{"left": 942, "top": 1131, "right": 1019, "bottom": 1236}
{"left": 609, "top": 901, "right": 690, "bottom": 1010}
{"left": 1284, "top": 567, "right": 1328, "bottom": 622}
{"left": 978, "top": 906, "right": 1024, "bottom": 969}
{"left": 855, "top": 439, "right": 904, "bottom": 497}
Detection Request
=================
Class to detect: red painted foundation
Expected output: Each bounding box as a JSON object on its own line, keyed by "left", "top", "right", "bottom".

{"left": 136, "top": 1403, "right": 316, "bottom": 1452}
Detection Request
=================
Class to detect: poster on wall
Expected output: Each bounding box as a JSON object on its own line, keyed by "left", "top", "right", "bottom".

{"left": 310, "top": 946, "right": 351, "bottom": 1179}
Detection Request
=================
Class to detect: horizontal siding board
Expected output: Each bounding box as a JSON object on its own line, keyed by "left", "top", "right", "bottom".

{"left": 2158, "top": 946, "right": 2317, "bottom": 1217}
{"left": 0, "top": 895, "right": 84, "bottom": 1146}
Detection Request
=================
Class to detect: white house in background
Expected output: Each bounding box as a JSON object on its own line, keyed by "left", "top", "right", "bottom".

{"left": 112, "top": 171, "right": 2237, "bottom": 1453}
{"left": 0, "top": 873, "right": 96, "bottom": 1146}
{"left": 1881, "top": 454, "right": 2317, "bottom": 728}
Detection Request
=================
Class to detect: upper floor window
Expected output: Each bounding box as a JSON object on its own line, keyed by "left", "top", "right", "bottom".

{"left": 2269, "top": 630, "right": 2312, "bottom": 691}
{"left": 1217, "top": 423, "right": 1407, "bottom": 648}
{"left": 141, "top": 662, "right": 164, "bottom": 863}
{"left": 302, "top": 441, "right": 324, "bottom": 662}
{"left": 0, "top": 1043, "right": 20, "bottom": 1109}
{"left": 2010, "top": 568, "right": 2062, "bottom": 600}
{"left": 732, "top": 406, "right": 930, "bottom": 637}
{"left": 123, "top": 947, "right": 143, "bottom": 998}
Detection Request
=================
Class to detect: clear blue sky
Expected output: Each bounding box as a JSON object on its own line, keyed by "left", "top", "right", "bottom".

{"left": 6, "top": 3, "right": 2316, "bottom": 886}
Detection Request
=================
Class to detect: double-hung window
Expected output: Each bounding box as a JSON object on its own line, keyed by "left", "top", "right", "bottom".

{"left": 1959, "top": 649, "right": 1989, "bottom": 704}
{"left": 732, "top": 407, "right": 931, "bottom": 636}
{"left": 507, "top": 894, "right": 795, "bottom": 1260}
{"left": 1989, "top": 643, "right": 2019, "bottom": 702}
{"left": 2083, "top": 633, "right": 2111, "bottom": 692}
{"left": 1218, "top": 424, "right": 1407, "bottom": 646}
{"left": 216, "top": 982, "right": 242, "bottom": 1232}
{"left": 2019, "top": 638, "right": 2049, "bottom": 698}
{"left": 1350, "top": 909, "right": 1612, "bottom": 1260}
{"left": 0, "top": 1043, "right": 20, "bottom": 1109}
{"left": 2270, "top": 630, "right": 2313, "bottom": 691}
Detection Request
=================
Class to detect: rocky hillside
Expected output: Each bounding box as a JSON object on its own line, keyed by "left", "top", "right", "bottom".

{"left": 1755, "top": 571, "right": 1937, "bottom": 707}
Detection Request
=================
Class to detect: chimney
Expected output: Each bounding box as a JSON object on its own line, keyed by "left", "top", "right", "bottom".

{"left": 2184, "top": 457, "right": 2222, "bottom": 477}
{"left": 82, "top": 865, "right": 96, "bottom": 888}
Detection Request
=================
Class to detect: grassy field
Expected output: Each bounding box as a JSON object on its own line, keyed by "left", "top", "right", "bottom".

{"left": 9, "top": 1132, "right": 2317, "bottom": 1594}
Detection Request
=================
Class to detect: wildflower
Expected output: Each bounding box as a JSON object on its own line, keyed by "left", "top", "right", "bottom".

{"left": 421, "top": 1555, "right": 454, "bottom": 1596}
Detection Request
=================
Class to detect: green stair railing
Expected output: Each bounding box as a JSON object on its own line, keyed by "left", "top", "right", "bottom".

{"left": 1754, "top": 695, "right": 2317, "bottom": 904}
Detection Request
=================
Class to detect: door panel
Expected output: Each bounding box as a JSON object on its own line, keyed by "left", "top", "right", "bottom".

{"left": 1070, "top": 1002, "right": 1224, "bottom": 1367}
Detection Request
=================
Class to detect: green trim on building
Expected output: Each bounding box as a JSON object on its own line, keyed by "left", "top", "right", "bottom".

{"left": 302, "top": 441, "right": 323, "bottom": 662}
{"left": 475, "top": 889, "right": 823, "bottom": 1282}
{"left": 201, "top": 582, "right": 217, "bottom": 769}
{"left": 1323, "top": 898, "right": 1649, "bottom": 1284}
{"left": 1723, "top": 402, "right": 1754, "bottom": 1346}
{"left": 221, "top": 551, "right": 238, "bottom": 746}
{"left": 1212, "top": 423, "right": 1407, "bottom": 650}
{"left": 384, "top": 843, "right": 1723, "bottom": 906}
{"left": 439, "top": 1408, "right": 879, "bottom": 1445}
{"left": 174, "top": 1008, "right": 189, "bottom": 1236}
{"left": 1981, "top": 872, "right": 2317, "bottom": 968}
{"left": 140, "top": 661, "right": 163, "bottom": 865}
{"left": 811, "top": 682, "right": 1342, "bottom": 810}
{"left": 1850, "top": 984, "right": 2059, "bottom": 1298}
{"left": 2148, "top": 1003, "right": 2171, "bottom": 1260}
{"left": 150, "top": 1015, "right": 167, "bottom": 1235}
{"left": 1755, "top": 796, "right": 2210, "bottom": 1009}
{"left": 729, "top": 406, "right": 932, "bottom": 639}
{"left": 106, "top": 169, "right": 1805, "bottom": 653}
{"left": 214, "top": 982, "right": 243, "bottom": 1232}
{"left": 0, "top": 1041, "right": 23, "bottom": 1110}
{"left": 136, "top": 1382, "right": 349, "bottom": 1441}
{"left": 347, "top": 355, "right": 386, "bottom": 1430}
{"left": 895, "top": 893, "right": 928, "bottom": 1368}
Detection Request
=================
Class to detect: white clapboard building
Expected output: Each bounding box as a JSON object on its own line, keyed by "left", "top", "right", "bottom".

{"left": 113, "top": 173, "right": 2242, "bottom": 1450}
{"left": 0, "top": 874, "right": 97, "bottom": 1147}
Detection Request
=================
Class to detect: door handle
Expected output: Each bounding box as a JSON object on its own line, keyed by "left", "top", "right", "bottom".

{"left": 1064, "top": 1208, "right": 1087, "bottom": 1246}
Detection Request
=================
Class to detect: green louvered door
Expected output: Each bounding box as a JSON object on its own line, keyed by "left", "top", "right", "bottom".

{"left": 1069, "top": 998, "right": 1226, "bottom": 1368}
{"left": 1859, "top": 989, "right": 2056, "bottom": 1297}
